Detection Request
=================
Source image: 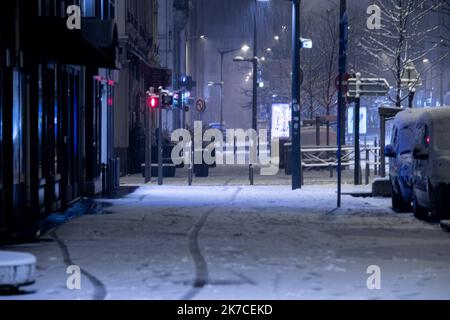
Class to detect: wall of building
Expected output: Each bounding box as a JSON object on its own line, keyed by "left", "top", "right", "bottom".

{"left": 0, "top": 0, "right": 119, "bottom": 241}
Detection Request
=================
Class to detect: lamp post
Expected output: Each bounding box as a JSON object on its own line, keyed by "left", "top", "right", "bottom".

{"left": 291, "top": 0, "right": 302, "bottom": 190}
{"left": 216, "top": 47, "right": 245, "bottom": 126}
{"left": 252, "top": 0, "right": 258, "bottom": 132}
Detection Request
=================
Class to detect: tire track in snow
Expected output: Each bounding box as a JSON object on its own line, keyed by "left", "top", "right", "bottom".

{"left": 49, "top": 230, "right": 107, "bottom": 300}
{"left": 181, "top": 187, "right": 242, "bottom": 300}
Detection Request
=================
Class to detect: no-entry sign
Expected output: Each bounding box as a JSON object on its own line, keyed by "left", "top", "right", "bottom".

{"left": 195, "top": 98, "right": 206, "bottom": 113}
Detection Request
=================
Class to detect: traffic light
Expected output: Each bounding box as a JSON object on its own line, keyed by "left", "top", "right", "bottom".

{"left": 180, "top": 75, "right": 196, "bottom": 91}
{"left": 162, "top": 94, "right": 173, "bottom": 106}
{"left": 173, "top": 92, "right": 181, "bottom": 108}
{"left": 147, "top": 95, "right": 159, "bottom": 109}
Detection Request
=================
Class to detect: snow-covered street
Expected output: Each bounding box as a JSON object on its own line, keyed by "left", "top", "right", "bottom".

{"left": 1, "top": 178, "right": 450, "bottom": 300}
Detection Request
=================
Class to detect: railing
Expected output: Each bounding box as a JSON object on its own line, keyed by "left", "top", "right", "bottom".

{"left": 301, "top": 145, "right": 384, "bottom": 184}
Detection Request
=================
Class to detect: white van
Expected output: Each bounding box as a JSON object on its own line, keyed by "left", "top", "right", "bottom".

{"left": 412, "top": 107, "right": 450, "bottom": 221}
{"left": 385, "top": 108, "right": 426, "bottom": 212}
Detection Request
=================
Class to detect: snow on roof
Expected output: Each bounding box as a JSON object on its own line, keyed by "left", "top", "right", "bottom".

{"left": 393, "top": 108, "right": 427, "bottom": 127}
{"left": 417, "top": 107, "right": 450, "bottom": 123}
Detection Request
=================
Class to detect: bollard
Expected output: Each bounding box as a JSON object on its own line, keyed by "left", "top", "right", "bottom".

{"left": 188, "top": 166, "right": 193, "bottom": 186}
{"left": 374, "top": 138, "right": 378, "bottom": 176}
{"left": 101, "top": 163, "right": 107, "bottom": 196}
{"left": 365, "top": 148, "right": 370, "bottom": 185}
{"left": 116, "top": 157, "right": 121, "bottom": 188}
{"left": 329, "top": 164, "right": 334, "bottom": 178}
{"left": 249, "top": 164, "right": 254, "bottom": 185}
{"left": 301, "top": 165, "right": 304, "bottom": 186}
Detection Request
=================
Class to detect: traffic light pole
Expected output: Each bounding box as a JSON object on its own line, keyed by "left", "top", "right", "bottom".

{"left": 158, "top": 94, "right": 164, "bottom": 186}
{"left": 354, "top": 97, "right": 361, "bottom": 185}
{"left": 291, "top": 0, "right": 302, "bottom": 190}
{"left": 248, "top": 0, "right": 259, "bottom": 186}
{"left": 182, "top": 89, "right": 186, "bottom": 129}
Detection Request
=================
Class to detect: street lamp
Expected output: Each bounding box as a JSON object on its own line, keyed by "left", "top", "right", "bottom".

{"left": 241, "top": 44, "right": 250, "bottom": 52}
{"left": 213, "top": 46, "right": 249, "bottom": 127}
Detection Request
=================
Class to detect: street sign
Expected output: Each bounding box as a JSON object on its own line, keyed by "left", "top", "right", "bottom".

{"left": 347, "top": 77, "right": 389, "bottom": 97}
{"left": 401, "top": 60, "right": 422, "bottom": 89}
{"left": 335, "top": 73, "right": 351, "bottom": 94}
{"left": 195, "top": 98, "right": 206, "bottom": 113}
{"left": 300, "top": 38, "right": 313, "bottom": 49}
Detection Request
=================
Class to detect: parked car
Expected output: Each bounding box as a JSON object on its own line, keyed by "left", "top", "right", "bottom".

{"left": 411, "top": 107, "right": 450, "bottom": 221}
{"left": 384, "top": 108, "right": 426, "bottom": 212}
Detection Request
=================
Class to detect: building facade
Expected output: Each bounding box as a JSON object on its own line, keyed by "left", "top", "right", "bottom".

{"left": 0, "top": 0, "right": 119, "bottom": 241}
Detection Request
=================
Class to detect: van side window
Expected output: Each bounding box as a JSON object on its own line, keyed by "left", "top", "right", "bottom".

{"left": 392, "top": 127, "right": 398, "bottom": 147}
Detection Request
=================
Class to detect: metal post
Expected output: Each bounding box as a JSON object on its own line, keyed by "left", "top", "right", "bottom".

{"left": 252, "top": 0, "right": 258, "bottom": 133}
{"left": 408, "top": 89, "right": 415, "bottom": 109}
{"left": 220, "top": 52, "right": 224, "bottom": 127}
{"left": 188, "top": 142, "right": 193, "bottom": 186}
{"left": 291, "top": 0, "right": 302, "bottom": 190}
{"left": 337, "top": 0, "right": 348, "bottom": 207}
{"left": 158, "top": 96, "right": 164, "bottom": 186}
{"left": 380, "top": 115, "right": 386, "bottom": 177}
{"left": 354, "top": 97, "right": 360, "bottom": 185}
{"left": 182, "top": 89, "right": 186, "bottom": 130}
{"left": 374, "top": 138, "right": 378, "bottom": 176}
{"left": 365, "top": 148, "right": 370, "bottom": 185}
{"left": 144, "top": 103, "right": 151, "bottom": 183}
{"left": 316, "top": 116, "right": 321, "bottom": 146}
{"left": 326, "top": 120, "right": 330, "bottom": 146}
{"left": 249, "top": 0, "right": 259, "bottom": 186}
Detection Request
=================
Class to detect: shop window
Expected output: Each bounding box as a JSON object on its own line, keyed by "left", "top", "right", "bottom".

{"left": 12, "top": 70, "right": 24, "bottom": 184}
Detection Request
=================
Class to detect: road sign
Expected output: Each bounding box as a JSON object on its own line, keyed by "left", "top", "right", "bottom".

{"left": 195, "top": 98, "right": 206, "bottom": 113}
{"left": 401, "top": 60, "right": 422, "bottom": 89}
{"left": 335, "top": 73, "right": 351, "bottom": 94}
{"left": 347, "top": 77, "right": 389, "bottom": 97}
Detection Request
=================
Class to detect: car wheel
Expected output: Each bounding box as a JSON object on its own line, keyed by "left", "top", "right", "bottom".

{"left": 429, "top": 185, "right": 450, "bottom": 221}
{"left": 413, "top": 188, "right": 429, "bottom": 220}
{"left": 392, "top": 183, "right": 411, "bottom": 213}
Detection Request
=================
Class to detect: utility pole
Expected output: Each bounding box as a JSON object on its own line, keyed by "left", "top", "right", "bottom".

{"left": 337, "top": 0, "right": 348, "bottom": 207}
{"left": 354, "top": 74, "right": 361, "bottom": 186}
{"left": 217, "top": 48, "right": 242, "bottom": 126}
{"left": 220, "top": 52, "right": 224, "bottom": 126}
{"left": 158, "top": 91, "right": 164, "bottom": 186}
{"left": 291, "top": 0, "right": 302, "bottom": 190}
{"left": 252, "top": 0, "right": 258, "bottom": 132}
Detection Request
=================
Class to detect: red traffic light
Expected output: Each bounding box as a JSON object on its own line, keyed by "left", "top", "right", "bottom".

{"left": 147, "top": 96, "right": 159, "bottom": 109}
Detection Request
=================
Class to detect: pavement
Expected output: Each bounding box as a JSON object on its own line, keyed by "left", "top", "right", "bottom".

{"left": 1, "top": 165, "right": 450, "bottom": 300}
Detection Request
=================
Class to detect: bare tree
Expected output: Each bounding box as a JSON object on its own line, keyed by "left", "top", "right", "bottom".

{"left": 359, "top": 0, "right": 445, "bottom": 107}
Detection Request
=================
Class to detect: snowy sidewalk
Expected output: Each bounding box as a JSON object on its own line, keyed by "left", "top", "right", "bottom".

{"left": 1, "top": 185, "right": 450, "bottom": 300}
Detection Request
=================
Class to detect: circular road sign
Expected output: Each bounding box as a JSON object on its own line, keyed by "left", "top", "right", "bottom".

{"left": 195, "top": 98, "right": 206, "bottom": 113}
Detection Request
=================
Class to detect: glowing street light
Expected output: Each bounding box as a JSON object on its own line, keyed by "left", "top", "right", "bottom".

{"left": 241, "top": 44, "right": 250, "bottom": 52}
